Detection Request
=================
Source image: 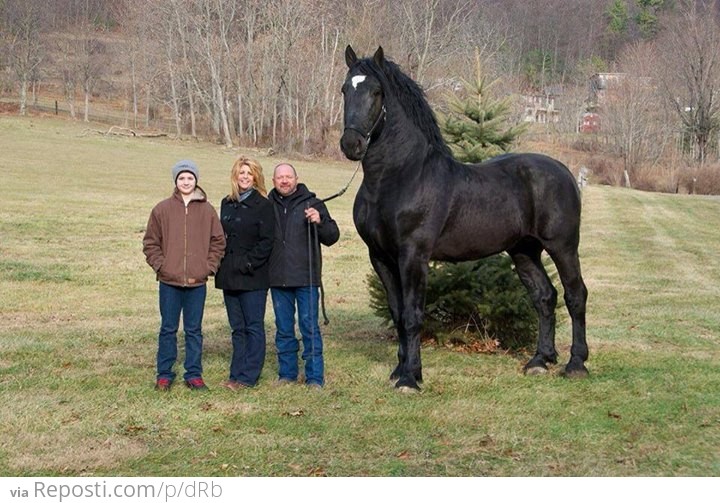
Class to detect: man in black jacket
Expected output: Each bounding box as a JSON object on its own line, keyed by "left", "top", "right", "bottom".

{"left": 268, "top": 163, "right": 340, "bottom": 388}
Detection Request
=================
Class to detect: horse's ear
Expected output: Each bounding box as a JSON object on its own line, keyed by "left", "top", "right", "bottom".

{"left": 345, "top": 45, "right": 358, "bottom": 68}
{"left": 373, "top": 46, "right": 385, "bottom": 68}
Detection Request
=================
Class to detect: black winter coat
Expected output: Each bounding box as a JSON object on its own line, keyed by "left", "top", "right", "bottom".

{"left": 268, "top": 184, "right": 340, "bottom": 288}
{"left": 214, "top": 190, "right": 274, "bottom": 291}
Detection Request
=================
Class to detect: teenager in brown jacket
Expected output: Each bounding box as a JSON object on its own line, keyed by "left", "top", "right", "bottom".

{"left": 143, "top": 160, "right": 225, "bottom": 391}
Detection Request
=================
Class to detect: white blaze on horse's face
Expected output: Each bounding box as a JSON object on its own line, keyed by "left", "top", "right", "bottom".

{"left": 351, "top": 75, "right": 366, "bottom": 90}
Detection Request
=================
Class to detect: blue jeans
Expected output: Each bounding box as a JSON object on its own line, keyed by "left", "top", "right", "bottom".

{"left": 157, "top": 282, "right": 206, "bottom": 382}
{"left": 270, "top": 286, "right": 324, "bottom": 386}
{"left": 223, "top": 289, "right": 268, "bottom": 386}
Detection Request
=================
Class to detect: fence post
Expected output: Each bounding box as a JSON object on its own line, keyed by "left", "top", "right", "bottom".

{"left": 577, "top": 166, "right": 588, "bottom": 191}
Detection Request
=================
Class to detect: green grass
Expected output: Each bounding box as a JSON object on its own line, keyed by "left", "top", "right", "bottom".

{"left": 0, "top": 115, "right": 718, "bottom": 476}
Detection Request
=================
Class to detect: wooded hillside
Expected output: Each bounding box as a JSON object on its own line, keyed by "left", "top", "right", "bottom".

{"left": 2, "top": 0, "right": 719, "bottom": 191}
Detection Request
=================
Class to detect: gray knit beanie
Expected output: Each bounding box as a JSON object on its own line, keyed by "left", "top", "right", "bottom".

{"left": 171, "top": 159, "right": 199, "bottom": 183}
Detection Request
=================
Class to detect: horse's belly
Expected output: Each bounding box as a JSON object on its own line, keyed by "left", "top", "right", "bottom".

{"left": 431, "top": 225, "right": 521, "bottom": 261}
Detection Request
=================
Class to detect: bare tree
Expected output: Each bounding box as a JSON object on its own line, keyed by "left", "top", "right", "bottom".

{"left": 191, "top": 0, "right": 236, "bottom": 147}
{"left": 319, "top": 18, "right": 342, "bottom": 128}
{"left": 165, "top": 0, "right": 202, "bottom": 138}
{"left": 51, "top": 33, "right": 79, "bottom": 119}
{"left": 115, "top": 0, "right": 161, "bottom": 129}
{"left": 165, "top": 9, "right": 184, "bottom": 137}
{"left": 226, "top": 0, "right": 261, "bottom": 143}
{"left": 657, "top": 1, "right": 720, "bottom": 164}
{"left": 394, "top": 0, "right": 476, "bottom": 88}
{"left": 603, "top": 42, "right": 670, "bottom": 184}
{"left": 1, "top": 0, "right": 46, "bottom": 116}
{"left": 263, "top": 0, "right": 308, "bottom": 146}
{"left": 77, "top": 29, "right": 106, "bottom": 122}
{"left": 51, "top": 0, "right": 111, "bottom": 123}
{"left": 176, "top": 13, "right": 200, "bottom": 139}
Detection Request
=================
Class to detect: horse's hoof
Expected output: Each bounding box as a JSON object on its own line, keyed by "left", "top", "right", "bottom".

{"left": 523, "top": 357, "right": 549, "bottom": 375}
{"left": 396, "top": 385, "right": 420, "bottom": 394}
{"left": 394, "top": 376, "right": 421, "bottom": 392}
{"left": 562, "top": 366, "right": 589, "bottom": 379}
{"left": 524, "top": 365, "right": 549, "bottom": 376}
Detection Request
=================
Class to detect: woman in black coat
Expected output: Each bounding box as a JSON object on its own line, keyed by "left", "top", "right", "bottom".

{"left": 215, "top": 156, "right": 274, "bottom": 389}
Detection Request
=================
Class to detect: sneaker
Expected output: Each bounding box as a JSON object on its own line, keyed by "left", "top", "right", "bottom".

{"left": 185, "top": 377, "right": 209, "bottom": 391}
{"left": 273, "top": 378, "right": 296, "bottom": 387}
{"left": 306, "top": 383, "right": 323, "bottom": 391}
{"left": 155, "top": 377, "right": 172, "bottom": 391}
{"left": 219, "top": 380, "right": 250, "bottom": 391}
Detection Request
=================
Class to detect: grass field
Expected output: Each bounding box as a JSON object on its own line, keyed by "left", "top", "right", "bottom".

{"left": 1, "top": 115, "right": 719, "bottom": 477}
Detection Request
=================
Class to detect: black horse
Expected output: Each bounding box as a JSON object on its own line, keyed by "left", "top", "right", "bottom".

{"left": 340, "top": 46, "right": 588, "bottom": 391}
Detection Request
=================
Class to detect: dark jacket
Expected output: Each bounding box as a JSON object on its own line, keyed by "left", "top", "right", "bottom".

{"left": 214, "top": 190, "right": 275, "bottom": 291}
{"left": 143, "top": 187, "right": 226, "bottom": 288}
{"left": 268, "top": 183, "right": 340, "bottom": 288}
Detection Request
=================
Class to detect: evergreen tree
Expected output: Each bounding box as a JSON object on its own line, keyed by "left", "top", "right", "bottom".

{"left": 635, "top": 0, "right": 664, "bottom": 39}
{"left": 441, "top": 53, "right": 527, "bottom": 163}
{"left": 604, "top": 0, "right": 631, "bottom": 60}
{"left": 606, "top": 0, "right": 630, "bottom": 35}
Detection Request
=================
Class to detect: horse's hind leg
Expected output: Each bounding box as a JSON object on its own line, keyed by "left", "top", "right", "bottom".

{"left": 509, "top": 243, "right": 559, "bottom": 374}
{"left": 549, "top": 249, "right": 589, "bottom": 378}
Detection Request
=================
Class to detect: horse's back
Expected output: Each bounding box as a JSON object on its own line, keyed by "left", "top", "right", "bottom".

{"left": 481, "top": 152, "right": 577, "bottom": 190}
{"left": 474, "top": 153, "right": 580, "bottom": 214}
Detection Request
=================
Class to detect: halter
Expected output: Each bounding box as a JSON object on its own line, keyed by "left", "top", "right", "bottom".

{"left": 323, "top": 103, "right": 385, "bottom": 203}
{"left": 343, "top": 104, "right": 387, "bottom": 161}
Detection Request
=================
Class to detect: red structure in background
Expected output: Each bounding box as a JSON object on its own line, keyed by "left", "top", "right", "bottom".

{"left": 579, "top": 112, "right": 600, "bottom": 133}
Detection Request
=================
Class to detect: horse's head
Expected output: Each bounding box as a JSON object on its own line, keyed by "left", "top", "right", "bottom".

{"left": 340, "top": 45, "right": 387, "bottom": 161}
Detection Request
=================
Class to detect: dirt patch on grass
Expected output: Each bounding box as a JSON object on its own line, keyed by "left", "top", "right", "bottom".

{"left": 0, "top": 102, "right": 20, "bottom": 114}
{"left": 8, "top": 433, "right": 148, "bottom": 475}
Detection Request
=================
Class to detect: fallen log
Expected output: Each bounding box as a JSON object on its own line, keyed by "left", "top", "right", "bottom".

{"left": 80, "top": 126, "right": 169, "bottom": 138}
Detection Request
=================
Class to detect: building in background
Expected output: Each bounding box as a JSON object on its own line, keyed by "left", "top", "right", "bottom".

{"left": 522, "top": 87, "right": 562, "bottom": 124}
{"left": 580, "top": 73, "right": 625, "bottom": 133}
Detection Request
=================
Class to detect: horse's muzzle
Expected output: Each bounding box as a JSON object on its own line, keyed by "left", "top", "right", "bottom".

{"left": 340, "top": 129, "right": 367, "bottom": 161}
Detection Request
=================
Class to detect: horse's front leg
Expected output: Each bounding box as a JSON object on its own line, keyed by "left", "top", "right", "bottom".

{"left": 369, "top": 255, "right": 406, "bottom": 382}
{"left": 394, "top": 251, "right": 429, "bottom": 391}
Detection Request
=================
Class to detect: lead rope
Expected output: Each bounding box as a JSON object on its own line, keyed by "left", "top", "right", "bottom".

{"left": 307, "top": 204, "right": 321, "bottom": 385}
{"left": 311, "top": 159, "right": 362, "bottom": 327}
{"left": 320, "top": 161, "right": 362, "bottom": 204}
{"left": 307, "top": 208, "right": 329, "bottom": 326}
{"left": 313, "top": 223, "right": 330, "bottom": 325}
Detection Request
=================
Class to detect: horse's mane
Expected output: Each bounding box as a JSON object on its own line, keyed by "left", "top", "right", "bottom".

{"left": 355, "top": 57, "right": 452, "bottom": 157}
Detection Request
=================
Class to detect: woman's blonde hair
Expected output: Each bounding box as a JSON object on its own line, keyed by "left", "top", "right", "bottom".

{"left": 229, "top": 156, "right": 267, "bottom": 199}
